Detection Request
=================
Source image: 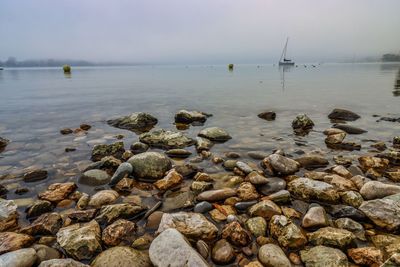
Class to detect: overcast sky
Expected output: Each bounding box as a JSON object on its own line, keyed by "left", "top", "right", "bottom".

{"left": 1, "top": 0, "right": 399, "bottom": 63}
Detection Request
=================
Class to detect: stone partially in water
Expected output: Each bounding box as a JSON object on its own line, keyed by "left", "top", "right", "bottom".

{"left": 197, "top": 188, "right": 237, "bottom": 202}
{"left": 109, "top": 162, "right": 133, "bottom": 186}
{"left": 91, "top": 142, "right": 125, "bottom": 161}
{"left": 0, "top": 137, "right": 10, "bottom": 152}
{"left": 258, "top": 111, "right": 276, "bottom": 121}
{"left": 92, "top": 246, "right": 151, "bottom": 267}
{"left": 0, "top": 199, "right": 18, "bottom": 231}
{"left": 139, "top": 129, "right": 195, "bottom": 149}
{"left": 262, "top": 154, "right": 300, "bottom": 176}
{"left": 292, "top": 114, "right": 314, "bottom": 134}
{"left": 107, "top": 112, "right": 157, "bottom": 133}
{"left": 149, "top": 228, "right": 208, "bottom": 267}
{"left": 80, "top": 169, "right": 111, "bottom": 186}
{"left": 56, "top": 220, "right": 102, "bottom": 261}
{"left": 165, "top": 148, "right": 192, "bottom": 158}
{"left": 127, "top": 152, "right": 172, "bottom": 181}
{"left": 175, "top": 110, "right": 209, "bottom": 124}
{"left": 328, "top": 108, "right": 360, "bottom": 121}
{"left": 333, "top": 124, "right": 367, "bottom": 134}
{"left": 295, "top": 155, "right": 329, "bottom": 169}
{"left": 26, "top": 200, "right": 53, "bottom": 218}
{"left": 157, "top": 212, "right": 218, "bottom": 241}
{"left": 88, "top": 190, "right": 119, "bottom": 208}
{"left": 198, "top": 127, "right": 232, "bottom": 142}
{"left": 300, "top": 245, "right": 349, "bottom": 267}
{"left": 23, "top": 169, "right": 48, "bottom": 182}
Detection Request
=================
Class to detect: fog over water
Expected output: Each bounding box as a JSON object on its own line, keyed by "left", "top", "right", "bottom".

{"left": 1, "top": 0, "right": 400, "bottom": 64}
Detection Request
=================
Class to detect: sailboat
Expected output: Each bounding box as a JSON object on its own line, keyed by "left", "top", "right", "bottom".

{"left": 279, "top": 37, "right": 295, "bottom": 66}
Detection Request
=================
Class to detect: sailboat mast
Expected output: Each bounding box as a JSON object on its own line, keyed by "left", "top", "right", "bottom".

{"left": 280, "top": 37, "right": 289, "bottom": 62}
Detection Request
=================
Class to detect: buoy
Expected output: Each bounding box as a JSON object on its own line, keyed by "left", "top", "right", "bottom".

{"left": 63, "top": 65, "right": 71, "bottom": 73}
{"left": 228, "top": 64, "right": 234, "bottom": 70}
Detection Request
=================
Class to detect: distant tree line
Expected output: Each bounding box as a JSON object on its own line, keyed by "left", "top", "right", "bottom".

{"left": 382, "top": 54, "right": 400, "bottom": 62}
{"left": 0, "top": 57, "right": 139, "bottom": 67}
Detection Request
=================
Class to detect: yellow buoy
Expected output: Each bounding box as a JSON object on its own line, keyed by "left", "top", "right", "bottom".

{"left": 63, "top": 65, "right": 71, "bottom": 73}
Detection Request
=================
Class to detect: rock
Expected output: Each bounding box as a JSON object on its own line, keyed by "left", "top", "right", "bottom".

{"left": 358, "top": 156, "right": 389, "bottom": 174}
{"left": 88, "top": 190, "right": 119, "bottom": 208}
{"left": 76, "top": 193, "right": 90, "bottom": 210}
{"left": 359, "top": 198, "right": 400, "bottom": 232}
{"left": 360, "top": 181, "right": 400, "bottom": 200}
{"left": 0, "top": 137, "right": 9, "bottom": 152}
{"left": 262, "top": 154, "right": 300, "bottom": 176}
{"left": 91, "top": 142, "right": 125, "bottom": 161}
{"left": 300, "top": 245, "right": 349, "bottom": 267}
{"left": 0, "top": 199, "right": 18, "bottom": 231}
{"left": 323, "top": 128, "right": 346, "bottom": 135}
{"left": 292, "top": 114, "right": 314, "bottom": 133}
{"left": 258, "top": 111, "right": 276, "bottom": 121}
{"left": 323, "top": 174, "right": 357, "bottom": 191}
{"left": 92, "top": 246, "right": 151, "bottom": 267}
{"left": 221, "top": 221, "right": 251, "bottom": 246}
{"left": 326, "top": 204, "right": 366, "bottom": 221}
{"left": 149, "top": 228, "right": 208, "bottom": 267}
{"left": 196, "top": 240, "right": 209, "bottom": 259}
{"left": 194, "top": 201, "right": 213, "bottom": 213}
{"left": 266, "top": 190, "right": 291, "bottom": 204}
{"left": 237, "top": 182, "right": 259, "bottom": 201}
{"left": 197, "top": 188, "right": 236, "bottom": 202}
{"left": 325, "top": 132, "right": 347, "bottom": 145}
{"left": 95, "top": 203, "right": 144, "bottom": 224}
{"left": 20, "top": 212, "right": 62, "bottom": 235}
{"left": 258, "top": 178, "right": 286, "bottom": 195}
{"left": 38, "top": 182, "right": 77, "bottom": 203}
{"left": 236, "top": 161, "right": 253, "bottom": 174}
{"left": 248, "top": 151, "right": 269, "bottom": 160}
{"left": 210, "top": 205, "right": 236, "bottom": 222}
{"left": 377, "top": 150, "right": 400, "bottom": 165}
{"left": 333, "top": 124, "right": 367, "bottom": 134}
{"left": 162, "top": 191, "right": 194, "bottom": 212}
{"left": 288, "top": 178, "right": 340, "bottom": 203}
{"left": 100, "top": 156, "right": 121, "bottom": 169}
{"left": 0, "top": 248, "right": 37, "bottom": 267}
{"left": 295, "top": 155, "right": 329, "bottom": 169}
{"left": 0, "top": 232, "right": 34, "bottom": 254}
{"left": 212, "top": 239, "right": 235, "bottom": 264}
{"left": 333, "top": 155, "right": 353, "bottom": 166}
{"left": 23, "top": 169, "right": 48, "bottom": 182}
{"left": 302, "top": 204, "right": 328, "bottom": 228}
{"left": 195, "top": 137, "right": 214, "bottom": 151}
{"left": 248, "top": 200, "right": 282, "bottom": 220}
{"left": 393, "top": 136, "right": 400, "bottom": 148}
{"left": 308, "top": 227, "right": 355, "bottom": 248}
{"left": 269, "top": 215, "right": 307, "bottom": 249}
{"left": 67, "top": 209, "right": 97, "bottom": 223}
{"left": 56, "top": 220, "right": 101, "bottom": 260}
{"left": 102, "top": 219, "right": 136, "bottom": 246}
{"left": 139, "top": 129, "right": 195, "bottom": 149}
{"left": 79, "top": 169, "right": 110, "bottom": 186}
{"left": 157, "top": 212, "right": 218, "bottom": 241}
{"left": 175, "top": 110, "right": 208, "bottom": 124}
{"left": 198, "top": 127, "right": 232, "bottom": 142}
{"left": 38, "top": 258, "right": 89, "bottom": 267}
{"left": 245, "top": 217, "right": 266, "bottom": 237}
{"left": 258, "top": 244, "right": 291, "bottom": 267}
{"left": 107, "top": 112, "right": 157, "bottom": 133}
{"left": 348, "top": 247, "right": 383, "bottom": 266}
{"left": 109, "top": 162, "right": 132, "bottom": 186}
{"left": 246, "top": 171, "right": 268, "bottom": 185}
{"left": 350, "top": 175, "right": 370, "bottom": 190}
{"left": 223, "top": 159, "right": 237, "bottom": 170}
{"left": 130, "top": 142, "right": 149, "bottom": 154}
{"left": 328, "top": 108, "right": 360, "bottom": 121}
{"left": 165, "top": 149, "right": 192, "bottom": 158}
{"left": 33, "top": 244, "right": 61, "bottom": 263}
{"left": 382, "top": 253, "right": 400, "bottom": 266}
{"left": 154, "top": 169, "right": 183, "bottom": 191}
{"left": 128, "top": 152, "right": 172, "bottom": 181}
{"left": 26, "top": 200, "right": 53, "bottom": 218}
{"left": 60, "top": 128, "right": 73, "bottom": 135}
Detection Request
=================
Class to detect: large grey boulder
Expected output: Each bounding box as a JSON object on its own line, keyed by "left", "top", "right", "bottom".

{"left": 128, "top": 152, "right": 172, "bottom": 181}
{"left": 149, "top": 228, "right": 209, "bottom": 267}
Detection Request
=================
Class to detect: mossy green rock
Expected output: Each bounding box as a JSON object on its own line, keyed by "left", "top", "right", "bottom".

{"left": 139, "top": 129, "right": 195, "bottom": 149}
{"left": 107, "top": 112, "right": 157, "bottom": 133}
{"left": 91, "top": 142, "right": 125, "bottom": 161}
{"left": 128, "top": 152, "right": 172, "bottom": 181}
{"left": 300, "top": 245, "right": 349, "bottom": 267}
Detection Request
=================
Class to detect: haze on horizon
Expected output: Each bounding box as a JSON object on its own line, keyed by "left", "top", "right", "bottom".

{"left": 1, "top": 0, "right": 400, "bottom": 64}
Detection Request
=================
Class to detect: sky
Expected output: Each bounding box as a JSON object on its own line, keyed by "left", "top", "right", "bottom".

{"left": 1, "top": 0, "right": 399, "bottom": 64}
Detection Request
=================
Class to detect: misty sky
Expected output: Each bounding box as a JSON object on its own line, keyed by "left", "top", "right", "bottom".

{"left": 1, "top": 0, "right": 399, "bottom": 63}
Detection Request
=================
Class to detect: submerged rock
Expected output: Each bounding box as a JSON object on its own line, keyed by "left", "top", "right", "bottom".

{"left": 0, "top": 137, "right": 10, "bottom": 152}
{"left": 198, "top": 127, "right": 232, "bottom": 142}
{"left": 56, "top": 220, "right": 101, "bottom": 260}
{"left": 149, "top": 228, "right": 208, "bottom": 267}
{"left": 328, "top": 108, "right": 360, "bottom": 121}
{"left": 157, "top": 212, "right": 218, "bottom": 241}
{"left": 258, "top": 111, "right": 276, "bottom": 121}
{"left": 175, "top": 110, "right": 209, "bottom": 124}
{"left": 128, "top": 152, "right": 172, "bottom": 181}
{"left": 165, "top": 148, "right": 192, "bottom": 158}
{"left": 92, "top": 246, "right": 151, "bottom": 267}
{"left": 23, "top": 169, "right": 48, "bottom": 182}
{"left": 333, "top": 124, "right": 367, "bottom": 134}
{"left": 107, "top": 112, "right": 157, "bottom": 133}
{"left": 80, "top": 169, "right": 110, "bottom": 186}
{"left": 139, "top": 129, "right": 195, "bottom": 149}
{"left": 91, "top": 142, "right": 125, "bottom": 161}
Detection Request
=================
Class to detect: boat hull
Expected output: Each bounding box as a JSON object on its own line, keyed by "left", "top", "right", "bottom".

{"left": 279, "top": 62, "right": 295, "bottom": 66}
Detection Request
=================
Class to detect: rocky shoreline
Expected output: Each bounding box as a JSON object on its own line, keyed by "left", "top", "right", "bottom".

{"left": 1, "top": 109, "right": 400, "bottom": 266}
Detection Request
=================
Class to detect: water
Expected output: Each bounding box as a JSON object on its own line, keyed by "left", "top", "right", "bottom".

{"left": 0, "top": 63, "right": 399, "bottom": 208}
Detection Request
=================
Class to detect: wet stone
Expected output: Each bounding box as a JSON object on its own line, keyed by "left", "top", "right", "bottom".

{"left": 23, "top": 169, "right": 48, "bottom": 182}
{"left": 198, "top": 127, "right": 232, "bottom": 142}
{"left": 38, "top": 182, "right": 77, "bottom": 203}
{"left": 139, "top": 129, "right": 195, "bottom": 149}
{"left": 258, "top": 111, "right": 276, "bottom": 121}
{"left": 212, "top": 239, "right": 235, "bottom": 265}
{"left": 0, "top": 232, "right": 34, "bottom": 254}
{"left": 128, "top": 152, "right": 172, "bottom": 181}
{"left": 91, "top": 142, "right": 125, "bottom": 161}
{"left": 328, "top": 108, "right": 360, "bottom": 121}
{"left": 80, "top": 169, "right": 111, "bottom": 186}
{"left": 107, "top": 112, "right": 158, "bottom": 133}
{"left": 102, "top": 219, "right": 136, "bottom": 246}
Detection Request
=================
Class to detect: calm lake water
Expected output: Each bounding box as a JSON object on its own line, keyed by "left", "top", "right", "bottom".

{"left": 0, "top": 63, "right": 399, "bottom": 206}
